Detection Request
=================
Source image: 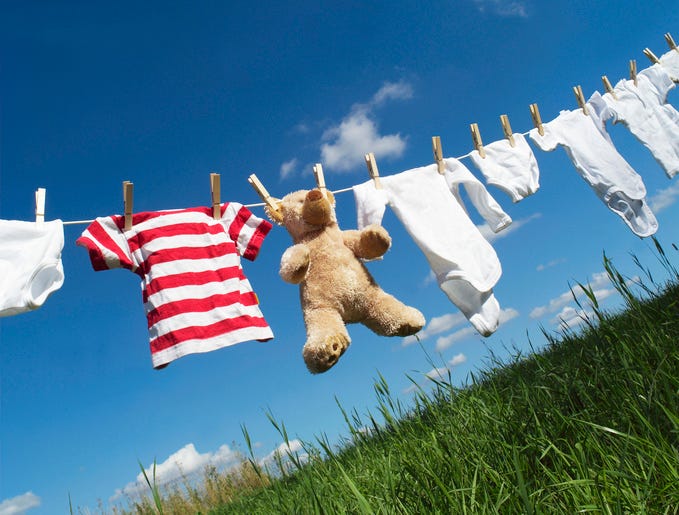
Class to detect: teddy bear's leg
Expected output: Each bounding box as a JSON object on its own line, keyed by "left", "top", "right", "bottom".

{"left": 302, "top": 307, "right": 351, "bottom": 374}
{"left": 362, "top": 288, "right": 425, "bottom": 337}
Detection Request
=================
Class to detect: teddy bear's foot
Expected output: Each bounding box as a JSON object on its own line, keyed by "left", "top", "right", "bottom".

{"left": 303, "top": 333, "right": 351, "bottom": 374}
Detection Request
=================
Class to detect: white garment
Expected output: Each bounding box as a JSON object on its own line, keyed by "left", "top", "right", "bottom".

{"left": 589, "top": 64, "right": 679, "bottom": 178}
{"left": 660, "top": 49, "right": 679, "bottom": 82}
{"left": 469, "top": 132, "right": 540, "bottom": 202}
{"left": 353, "top": 159, "right": 511, "bottom": 336}
{"left": 0, "top": 220, "right": 65, "bottom": 317}
{"left": 529, "top": 108, "right": 658, "bottom": 238}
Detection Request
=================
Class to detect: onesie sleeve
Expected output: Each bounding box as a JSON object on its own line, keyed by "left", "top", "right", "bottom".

{"left": 443, "top": 158, "right": 512, "bottom": 233}
{"left": 76, "top": 216, "right": 135, "bottom": 272}
{"left": 353, "top": 181, "right": 388, "bottom": 230}
{"left": 224, "top": 202, "right": 272, "bottom": 261}
{"left": 660, "top": 50, "right": 679, "bottom": 82}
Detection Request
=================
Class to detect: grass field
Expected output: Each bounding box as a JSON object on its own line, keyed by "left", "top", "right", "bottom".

{"left": 116, "top": 241, "right": 679, "bottom": 514}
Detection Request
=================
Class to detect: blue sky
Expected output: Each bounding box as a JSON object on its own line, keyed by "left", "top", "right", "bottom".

{"left": 2, "top": 1, "right": 679, "bottom": 513}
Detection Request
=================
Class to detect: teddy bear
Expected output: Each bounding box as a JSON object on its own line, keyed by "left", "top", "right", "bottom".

{"left": 266, "top": 188, "right": 425, "bottom": 373}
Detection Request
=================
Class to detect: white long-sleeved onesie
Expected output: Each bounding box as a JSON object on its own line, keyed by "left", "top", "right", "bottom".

{"left": 529, "top": 108, "right": 658, "bottom": 238}
{"left": 588, "top": 64, "right": 679, "bottom": 178}
{"left": 353, "top": 159, "right": 511, "bottom": 336}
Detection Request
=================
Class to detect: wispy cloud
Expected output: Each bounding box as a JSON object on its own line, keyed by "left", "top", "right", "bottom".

{"left": 434, "top": 307, "right": 519, "bottom": 351}
{"left": 530, "top": 271, "right": 637, "bottom": 321}
{"left": 320, "top": 80, "right": 412, "bottom": 172}
{"left": 0, "top": 492, "right": 41, "bottom": 515}
{"left": 258, "top": 439, "right": 308, "bottom": 474}
{"left": 404, "top": 353, "right": 468, "bottom": 393}
{"left": 478, "top": 213, "right": 541, "bottom": 243}
{"left": 536, "top": 258, "right": 567, "bottom": 272}
{"left": 403, "top": 312, "right": 467, "bottom": 346}
{"left": 471, "top": 0, "right": 529, "bottom": 17}
{"left": 648, "top": 181, "right": 679, "bottom": 213}
{"left": 280, "top": 158, "right": 299, "bottom": 180}
{"left": 111, "top": 443, "right": 239, "bottom": 502}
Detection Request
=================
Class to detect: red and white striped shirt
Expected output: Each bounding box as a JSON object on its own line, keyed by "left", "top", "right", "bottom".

{"left": 76, "top": 203, "right": 273, "bottom": 368}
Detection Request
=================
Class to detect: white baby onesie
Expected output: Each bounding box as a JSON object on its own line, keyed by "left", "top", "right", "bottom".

{"left": 0, "top": 219, "right": 65, "bottom": 317}
{"left": 660, "top": 49, "right": 679, "bottom": 82}
{"left": 529, "top": 108, "right": 658, "bottom": 238}
{"left": 469, "top": 132, "right": 540, "bottom": 202}
{"left": 353, "top": 159, "right": 511, "bottom": 336}
{"left": 590, "top": 64, "right": 679, "bottom": 178}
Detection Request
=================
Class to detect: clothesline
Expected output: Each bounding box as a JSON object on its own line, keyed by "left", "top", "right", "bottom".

{"left": 58, "top": 133, "right": 527, "bottom": 227}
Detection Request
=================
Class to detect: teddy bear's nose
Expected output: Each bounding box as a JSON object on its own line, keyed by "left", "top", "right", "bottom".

{"left": 306, "top": 189, "right": 323, "bottom": 202}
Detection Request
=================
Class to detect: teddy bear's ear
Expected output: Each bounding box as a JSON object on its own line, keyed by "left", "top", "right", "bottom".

{"left": 264, "top": 199, "right": 284, "bottom": 225}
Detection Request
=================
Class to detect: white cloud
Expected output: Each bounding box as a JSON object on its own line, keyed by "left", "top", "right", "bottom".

{"left": 280, "top": 158, "right": 299, "bottom": 180}
{"left": 111, "top": 443, "right": 238, "bottom": 502}
{"left": 448, "top": 353, "right": 468, "bottom": 366}
{"left": 435, "top": 327, "right": 476, "bottom": 351}
{"left": 434, "top": 307, "right": 518, "bottom": 351}
{"left": 530, "top": 271, "right": 638, "bottom": 322}
{"left": 403, "top": 312, "right": 466, "bottom": 346}
{"left": 422, "top": 270, "right": 437, "bottom": 286}
{"left": 0, "top": 492, "right": 41, "bottom": 515}
{"left": 550, "top": 305, "right": 593, "bottom": 330}
{"left": 320, "top": 80, "right": 412, "bottom": 172}
{"left": 370, "top": 80, "right": 414, "bottom": 106}
{"left": 477, "top": 213, "right": 541, "bottom": 243}
{"left": 536, "top": 258, "right": 566, "bottom": 272}
{"left": 258, "top": 439, "right": 308, "bottom": 472}
{"left": 472, "top": 0, "right": 528, "bottom": 17}
{"left": 648, "top": 181, "right": 679, "bottom": 213}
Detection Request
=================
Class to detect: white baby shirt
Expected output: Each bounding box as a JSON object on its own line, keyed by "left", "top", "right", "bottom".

{"left": 660, "top": 49, "right": 679, "bottom": 82}
{"left": 353, "top": 159, "right": 511, "bottom": 336}
{"left": 589, "top": 64, "right": 679, "bottom": 178}
{"left": 529, "top": 108, "right": 658, "bottom": 238}
{"left": 469, "top": 132, "right": 541, "bottom": 202}
{"left": 0, "top": 219, "right": 65, "bottom": 317}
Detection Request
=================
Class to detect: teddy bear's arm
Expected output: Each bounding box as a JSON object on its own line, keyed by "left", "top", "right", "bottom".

{"left": 279, "top": 244, "right": 311, "bottom": 284}
{"left": 343, "top": 224, "right": 392, "bottom": 260}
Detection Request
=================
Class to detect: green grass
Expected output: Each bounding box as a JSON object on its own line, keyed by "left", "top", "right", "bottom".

{"left": 118, "top": 240, "right": 679, "bottom": 514}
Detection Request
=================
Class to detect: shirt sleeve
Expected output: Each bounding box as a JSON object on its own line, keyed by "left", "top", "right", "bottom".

{"left": 529, "top": 115, "right": 561, "bottom": 152}
{"left": 353, "top": 181, "right": 388, "bottom": 230}
{"left": 640, "top": 63, "right": 676, "bottom": 102}
{"left": 225, "top": 203, "right": 272, "bottom": 261}
{"left": 76, "top": 216, "right": 136, "bottom": 271}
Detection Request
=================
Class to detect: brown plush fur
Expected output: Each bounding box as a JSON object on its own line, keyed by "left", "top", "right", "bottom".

{"left": 266, "top": 188, "right": 425, "bottom": 374}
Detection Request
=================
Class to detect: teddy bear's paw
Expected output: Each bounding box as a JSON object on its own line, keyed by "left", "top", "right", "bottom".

{"left": 361, "top": 225, "right": 391, "bottom": 259}
{"left": 395, "top": 308, "right": 426, "bottom": 337}
{"left": 303, "top": 333, "right": 350, "bottom": 374}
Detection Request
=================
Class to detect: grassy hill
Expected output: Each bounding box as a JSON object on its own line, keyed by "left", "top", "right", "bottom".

{"left": 122, "top": 243, "right": 679, "bottom": 514}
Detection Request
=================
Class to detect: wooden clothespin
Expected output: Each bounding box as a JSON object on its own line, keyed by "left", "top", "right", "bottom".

{"left": 601, "top": 75, "right": 617, "bottom": 100}
{"left": 365, "top": 153, "right": 382, "bottom": 189}
{"left": 123, "top": 181, "right": 134, "bottom": 231}
{"left": 35, "top": 188, "right": 46, "bottom": 227}
{"left": 210, "top": 172, "right": 221, "bottom": 220}
{"left": 431, "top": 136, "right": 445, "bottom": 173}
{"left": 529, "top": 103, "right": 544, "bottom": 136}
{"left": 643, "top": 47, "right": 660, "bottom": 65}
{"left": 666, "top": 32, "right": 678, "bottom": 52}
{"left": 499, "top": 114, "right": 515, "bottom": 147}
{"left": 470, "top": 123, "right": 486, "bottom": 158}
{"left": 312, "top": 163, "right": 328, "bottom": 197}
{"left": 247, "top": 174, "right": 279, "bottom": 213}
{"left": 573, "top": 85, "right": 588, "bottom": 116}
{"left": 630, "top": 59, "right": 638, "bottom": 86}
